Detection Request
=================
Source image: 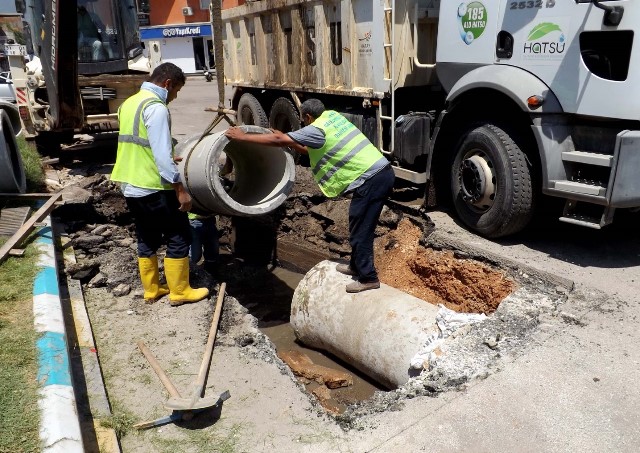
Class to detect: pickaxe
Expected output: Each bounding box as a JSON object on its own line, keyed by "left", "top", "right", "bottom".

{"left": 134, "top": 283, "right": 229, "bottom": 429}
{"left": 164, "top": 282, "right": 228, "bottom": 411}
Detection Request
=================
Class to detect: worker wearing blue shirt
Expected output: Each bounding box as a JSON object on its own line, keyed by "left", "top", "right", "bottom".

{"left": 111, "top": 62, "right": 209, "bottom": 306}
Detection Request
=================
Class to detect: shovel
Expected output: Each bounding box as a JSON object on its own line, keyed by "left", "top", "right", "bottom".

{"left": 164, "top": 282, "right": 227, "bottom": 411}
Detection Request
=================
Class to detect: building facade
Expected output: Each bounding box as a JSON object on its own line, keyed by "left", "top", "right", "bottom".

{"left": 139, "top": 0, "right": 246, "bottom": 74}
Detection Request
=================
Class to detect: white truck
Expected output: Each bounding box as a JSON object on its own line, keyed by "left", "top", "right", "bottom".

{"left": 219, "top": 0, "right": 639, "bottom": 237}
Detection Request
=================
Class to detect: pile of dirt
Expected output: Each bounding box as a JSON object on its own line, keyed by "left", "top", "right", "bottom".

{"left": 376, "top": 219, "right": 516, "bottom": 314}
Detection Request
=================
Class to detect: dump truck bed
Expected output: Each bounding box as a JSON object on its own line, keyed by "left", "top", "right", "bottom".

{"left": 221, "top": 0, "right": 439, "bottom": 98}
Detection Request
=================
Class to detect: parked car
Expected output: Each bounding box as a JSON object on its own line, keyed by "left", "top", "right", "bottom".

{"left": 0, "top": 71, "right": 15, "bottom": 103}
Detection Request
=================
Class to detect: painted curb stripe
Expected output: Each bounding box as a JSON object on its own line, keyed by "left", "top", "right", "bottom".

{"left": 34, "top": 266, "right": 60, "bottom": 296}
{"left": 33, "top": 293, "right": 65, "bottom": 334}
{"left": 36, "top": 332, "right": 72, "bottom": 386}
{"left": 36, "top": 225, "right": 54, "bottom": 243}
{"left": 34, "top": 217, "right": 84, "bottom": 452}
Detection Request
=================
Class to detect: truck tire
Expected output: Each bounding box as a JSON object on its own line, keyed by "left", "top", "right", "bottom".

{"left": 269, "top": 97, "right": 305, "bottom": 164}
{"left": 269, "top": 97, "right": 301, "bottom": 133}
{"left": 0, "top": 110, "right": 26, "bottom": 193}
{"left": 451, "top": 123, "right": 534, "bottom": 238}
{"left": 236, "top": 93, "right": 268, "bottom": 128}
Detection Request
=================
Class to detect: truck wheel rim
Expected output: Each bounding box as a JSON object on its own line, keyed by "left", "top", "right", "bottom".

{"left": 459, "top": 152, "right": 496, "bottom": 211}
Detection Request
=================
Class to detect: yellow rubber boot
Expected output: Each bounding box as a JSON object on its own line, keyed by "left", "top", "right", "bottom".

{"left": 164, "top": 257, "right": 209, "bottom": 306}
{"left": 138, "top": 256, "right": 170, "bottom": 302}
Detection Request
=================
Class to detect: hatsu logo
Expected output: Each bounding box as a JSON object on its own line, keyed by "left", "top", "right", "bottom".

{"left": 523, "top": 22, "right": 566, "bottom": 60}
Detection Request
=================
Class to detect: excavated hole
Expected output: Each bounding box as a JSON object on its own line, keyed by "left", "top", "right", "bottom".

{"left": 240, "top": 218, "right": 517, "bottom": 415}
{"left": 376, "top": 218, "right": 516, "bottom": 315}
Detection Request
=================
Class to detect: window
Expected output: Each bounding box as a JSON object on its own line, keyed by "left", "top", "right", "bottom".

{"left": 200, "top": 0, "right": 210, "bottom": 10}
{"left": 580, "top": 30, "right": 633, "bottom": 81}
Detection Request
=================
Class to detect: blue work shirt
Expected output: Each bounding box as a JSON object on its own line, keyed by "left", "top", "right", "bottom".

{"left": 121, "top": 82, "right": 180, "bottom": 198}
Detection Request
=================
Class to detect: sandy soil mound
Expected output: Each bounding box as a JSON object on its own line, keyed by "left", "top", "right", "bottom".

{"left": 376, "top": 219, "right": 515, "bottom": 314}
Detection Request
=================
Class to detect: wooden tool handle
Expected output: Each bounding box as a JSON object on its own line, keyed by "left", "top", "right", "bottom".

{"left": 137, "top": 340, "right": 182, "bottom": 399}
{"left": 194, "top": 283, "right": 226, "bottom": 391}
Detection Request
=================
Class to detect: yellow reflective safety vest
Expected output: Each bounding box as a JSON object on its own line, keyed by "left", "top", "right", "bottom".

{"left": 111, "top": 90, "right": 172, "bottom": 190}
{"left": 308, "top": 110, "right": 382, "bottom": 198}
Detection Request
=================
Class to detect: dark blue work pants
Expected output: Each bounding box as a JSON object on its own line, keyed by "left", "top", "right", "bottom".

{"left": 125, "top": 190, "right": 191, "bottom": 259}
{"left": 348, "top": 165, "right": 395, "bottom": 283}
{"left": 189, "top": 217, "right": 219, "bottom": 265}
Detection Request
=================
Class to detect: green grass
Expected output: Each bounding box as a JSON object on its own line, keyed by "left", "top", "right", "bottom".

{"left": 100, "top": 400, "right": 137, "bottom": 439}
{"left": 0, "top": 240, "right": 42, "bottom": 453}
{"left": 17, "top": 136, "right": 45, "bottom": 192}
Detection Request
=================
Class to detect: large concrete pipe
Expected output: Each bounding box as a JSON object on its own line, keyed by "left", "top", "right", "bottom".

{"left": 0, "top": 101, "right": 22, "bottom": 137}
{"left": 0, "top": 109, "right": 26, "bottom": 193}
{"left": 291, "top": 260, "right": 440, "bottom": 389}
{"left": 176, "top": 125, "right": 295, "bottom": 216}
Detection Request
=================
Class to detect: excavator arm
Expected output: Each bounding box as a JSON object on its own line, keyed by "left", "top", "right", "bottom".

{"left": 40, "top": 0, "right": 83, "bottom": 130}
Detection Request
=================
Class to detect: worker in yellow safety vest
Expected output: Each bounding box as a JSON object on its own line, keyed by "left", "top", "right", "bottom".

{"left": 111, "top": 62, "right": 209, "bottom": 306}
{"left": 225, "top": 98, "right": 394, "bottom": 293}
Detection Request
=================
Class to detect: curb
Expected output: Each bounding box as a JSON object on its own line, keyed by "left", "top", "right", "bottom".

{"left": 33, "top": 216, "right": 84, "bottom": 453}
{"left": 61, "top": 235, "right": 120, "bottom": 453}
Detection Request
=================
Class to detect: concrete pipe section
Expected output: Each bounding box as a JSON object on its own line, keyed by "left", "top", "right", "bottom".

{"left": 0, "top": 101, "right": 23, "bottom": 137}
{"left": 176, "top": 125, "right": 295, "bottom": 216}
{"left": 291, "top": 260, "right": 440, "bottom": 389}
{"left": 0, "top": 109, "right": 26, "bottom": 193}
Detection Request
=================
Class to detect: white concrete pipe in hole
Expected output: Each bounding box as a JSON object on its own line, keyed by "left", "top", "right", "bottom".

{"left": 176, "top": 125, "right": 295, "bottom": 216}
{"left": 291, "top": 260, "right": 440, "bottom": 389}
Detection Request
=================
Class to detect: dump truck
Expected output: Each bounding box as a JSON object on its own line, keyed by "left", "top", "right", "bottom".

{"left": 219, "top": 0, "right": 640, "bottom": 237}
{"left": 7, "top": 0, "right": 149, "bottom": 153}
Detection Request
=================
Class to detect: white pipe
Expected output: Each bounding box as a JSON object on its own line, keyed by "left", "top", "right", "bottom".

{"left": 176, "top": 125, "right": 295, "bottom": 216}
{"left": 291, "top": 260, "right": 440, "bottom": 388}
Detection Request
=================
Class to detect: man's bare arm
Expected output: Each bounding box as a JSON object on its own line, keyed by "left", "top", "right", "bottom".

{"left": 224, "top": 127, "right": 308, "bottom": 154}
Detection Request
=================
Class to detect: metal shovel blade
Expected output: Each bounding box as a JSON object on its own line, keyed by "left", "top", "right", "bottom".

{"left": 164, "top": 390, "right": 230, "bottom": 411}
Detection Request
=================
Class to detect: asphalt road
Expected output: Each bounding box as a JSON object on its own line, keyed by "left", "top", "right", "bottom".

{"left": 170, "top": 75, "right": 234, "bottom": 140}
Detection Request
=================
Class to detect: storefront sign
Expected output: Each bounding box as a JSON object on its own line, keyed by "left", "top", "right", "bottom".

{"left": 140, "top": 24, "right": 212, "bottom": 40}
